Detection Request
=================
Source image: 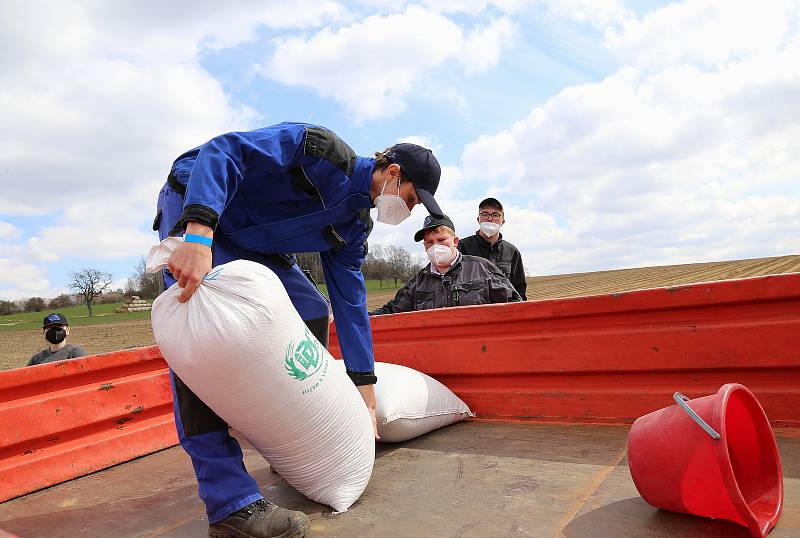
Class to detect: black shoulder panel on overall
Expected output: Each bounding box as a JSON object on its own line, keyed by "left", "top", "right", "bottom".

{"left": 304, "top": 127, "right": 357, "bottom": 176}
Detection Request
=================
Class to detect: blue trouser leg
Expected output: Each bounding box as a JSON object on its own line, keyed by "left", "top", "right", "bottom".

{"left": 155, "top": 183, "right": 330, "bottom": 522}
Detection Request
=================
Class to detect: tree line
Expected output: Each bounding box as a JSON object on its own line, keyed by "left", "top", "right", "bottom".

{"left": 296, "top": 244, "right": 424, "bottom": 288}
{"left": 0, "top": 257, "right": 162, "bottom": 317}
{"left": 1, "top": 244, "right": 418, "bottom": 316}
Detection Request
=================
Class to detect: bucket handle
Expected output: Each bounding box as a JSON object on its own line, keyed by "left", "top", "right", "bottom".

{"left": 673, "top": 392, "right": 721, "bottom": 440}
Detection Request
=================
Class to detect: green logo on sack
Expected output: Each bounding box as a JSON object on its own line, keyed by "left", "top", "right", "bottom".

{"left": 284, "top": 327, "right": 322, "bottom": 381}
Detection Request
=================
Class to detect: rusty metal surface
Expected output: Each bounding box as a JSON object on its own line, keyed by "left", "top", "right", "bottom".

{"left": 334, "top": 273, "right": 800, "bottom": 428}
{"left": 0, "top": 421, "right": 797, "bottom": 537}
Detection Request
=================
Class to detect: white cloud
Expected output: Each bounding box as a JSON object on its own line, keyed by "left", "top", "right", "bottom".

{"left": 0, "top": 258, "right": 53, "bottom": 300}
{"left": 396, "top": 134, "right": 443, "bottom": 155}
{"left": 0, "top": 0, "right": 346, "bottom": 300}
{"left": 259, "top": 6, "right": 516, "bottom": 121}
{"left": 0, "top": 222, "right": 22, "bottom": 241}
{"left": 348, "top": 0, "right": 527, "bottom": 16}
{"left": 460, "top": 28, "right": 800, "bottom": 273}
{"left": 606, "top": 0, "right": 796, "bottom": 69}
{"left": 541, "top": 0, "right": 630, "bottom": 27}
{"left": 461, "top": 17, "right": 517, "bottom": 74}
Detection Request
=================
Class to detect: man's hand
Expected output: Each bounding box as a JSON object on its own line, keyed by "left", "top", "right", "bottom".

{"left": 167, "top": 222, "right": 213, "bottom": 303}
{"left": 357, "top": 384, "right": 379, "bottom": 440}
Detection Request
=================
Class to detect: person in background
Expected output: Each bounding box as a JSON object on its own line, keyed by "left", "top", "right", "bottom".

{"left": 457, "top": 197, "right": 527, "bottom": 299}
{"left": 370, "top": 214, "right": 520, "bottom": 315}
{"left": 27, "top": 313, "right": 87, "bottom": 366}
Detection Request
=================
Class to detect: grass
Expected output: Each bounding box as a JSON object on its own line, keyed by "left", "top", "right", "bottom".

{"left": 0, "top": 280, "right": 402, "bottom": 333}
{"left": 316, "top": 279, "right": 402, "bottom": 298}
{"left": 0, "top": 302, "right": 152, "bottom": 333}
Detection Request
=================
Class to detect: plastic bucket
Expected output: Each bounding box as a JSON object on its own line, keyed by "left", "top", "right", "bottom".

{"left": 628, "top": 384, "right": 783, "bottom": 537}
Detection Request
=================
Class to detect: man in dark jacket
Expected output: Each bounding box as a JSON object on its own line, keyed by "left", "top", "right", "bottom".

{"left": 457, "top": 197, "right": 527, "bottom": 299}
{"left": 371, "top": 215, "right": 520, "bottom": 315}
{"left": 156, "top": 122, "right": 444, "bottom": 537}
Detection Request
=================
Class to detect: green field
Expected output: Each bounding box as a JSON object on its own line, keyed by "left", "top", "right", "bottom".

{"left": 0, "top": 279, "right": 403, "bottom": 333}
{"left": 317, "top": 278, "right": 402, "bottom": 297}
{"left": 0, "top": 302, "right": 152, "bottom": 333}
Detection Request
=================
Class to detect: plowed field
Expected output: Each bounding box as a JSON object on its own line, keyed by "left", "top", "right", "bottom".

{"left": 2, "top": 254, "right": 798, "bottom": 372}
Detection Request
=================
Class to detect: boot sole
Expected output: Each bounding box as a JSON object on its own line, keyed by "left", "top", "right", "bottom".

{"left": 208, "top": 517, "right": 310, "bottom": 538}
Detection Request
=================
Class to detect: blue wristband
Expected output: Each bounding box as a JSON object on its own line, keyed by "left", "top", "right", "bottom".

{"left": 184, "top": 233, "right": 213, "bottom": 247}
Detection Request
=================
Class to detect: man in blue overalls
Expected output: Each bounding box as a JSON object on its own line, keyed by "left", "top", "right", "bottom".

{"left": 154, "top": 122, "right": 442, "bottom": 538}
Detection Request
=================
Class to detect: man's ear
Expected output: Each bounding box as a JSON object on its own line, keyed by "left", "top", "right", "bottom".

{"left": 387, "top": 163, "right": 402, "bottom": 181}
{"left": 453, "top": 236, "right": 459, "bottom": 247}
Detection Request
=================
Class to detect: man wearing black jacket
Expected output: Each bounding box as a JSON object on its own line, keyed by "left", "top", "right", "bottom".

{"left": 457, "top": 197, "right": 527, "bottom": 300}
{"left": 370, "top": 215, "right": 520, "bottom": 315}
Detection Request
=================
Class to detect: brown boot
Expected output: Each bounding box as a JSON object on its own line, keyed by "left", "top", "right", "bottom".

{"left": 208, "top": 499, "right": 310, "bottom": 538}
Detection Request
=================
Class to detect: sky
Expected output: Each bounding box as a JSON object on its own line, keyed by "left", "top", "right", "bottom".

{"left": 1, "top": 0, "right": 799, "bottom": 300}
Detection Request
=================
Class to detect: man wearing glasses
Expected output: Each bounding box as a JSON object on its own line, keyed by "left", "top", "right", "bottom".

{"left": 457, "top": 197, "right": 527, "bottom": 300}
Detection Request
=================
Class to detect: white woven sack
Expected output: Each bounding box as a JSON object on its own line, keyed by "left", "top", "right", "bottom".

{"left": 336, "top": 361, "right": 474, "bottom": 442}
{"left": 148, "top": 241, "right": 374, "bottom": 512}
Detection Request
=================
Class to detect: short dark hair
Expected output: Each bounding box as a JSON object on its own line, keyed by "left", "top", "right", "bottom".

{"left": 478, "top": 197, "right": 503, "bottom": 212}
{"left": 373, "top": 149, "right": 410, "bottom": 181}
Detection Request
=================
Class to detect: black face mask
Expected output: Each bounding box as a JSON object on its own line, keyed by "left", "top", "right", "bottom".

{"left": 45, "top": 327, "right": 67, "bottom": 345}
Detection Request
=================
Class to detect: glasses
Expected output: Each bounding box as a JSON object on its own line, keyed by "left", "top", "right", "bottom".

{"left": 479, "top": 211, "right": 503, "bottom": 221}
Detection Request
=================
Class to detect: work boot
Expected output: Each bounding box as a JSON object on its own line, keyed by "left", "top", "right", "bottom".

{"left": 208, "top": 498, "right": 310, "bottom": 538}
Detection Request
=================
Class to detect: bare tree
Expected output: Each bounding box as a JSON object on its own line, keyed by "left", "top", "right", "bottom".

{"left": 23, "top": 296, "right": 47, "bottom": 312}
{"left": 69, "top": 268, "right": 113, "bottom": 317}
{"left": 295, "top": 253, "right": 325, "bottom": 284}
{"left": 362, "top": 245, "right": 389, "bottom": 287}
{"left": 384, "top": 245, "right": 413, "bottom": 287}
{"left": 48, "top": 294, "right": 74, "bottom": 309}
{"left": 0, "top": 300, "right": 17, "bottom": 316}
{"left": 129, "top": 256, "right": 163, "bottom": 299}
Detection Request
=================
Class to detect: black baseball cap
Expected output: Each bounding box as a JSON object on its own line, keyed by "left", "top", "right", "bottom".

{"left": 479, "top": 197, "right": 504, "bottom": 212}
{"left": 43, "top": 312, "right": 68, "bottom": 327}
{"left": 414, "top": 214, "right": 455, "bottom": 242}
{"left": 384, "top": 143, "right": 443, "bottom": 217}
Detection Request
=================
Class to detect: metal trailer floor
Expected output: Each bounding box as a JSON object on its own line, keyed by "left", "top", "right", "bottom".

{"left": 0, "top": 421, "right": 797, "bottom": 538}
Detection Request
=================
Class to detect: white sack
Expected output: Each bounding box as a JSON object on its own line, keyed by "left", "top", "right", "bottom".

{"left": 149, "top": 248, "right": 374, "bottom": 512}
{"left": 337, "top": 361, "right": 474, "bottom": 443}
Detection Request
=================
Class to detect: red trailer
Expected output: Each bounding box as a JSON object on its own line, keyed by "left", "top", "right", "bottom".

{"left": 1, "top": 273, "right": 798, "bottom": 536}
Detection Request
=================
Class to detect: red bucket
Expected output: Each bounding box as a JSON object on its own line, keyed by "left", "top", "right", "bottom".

{"left": 628, "top": 384, "right": 783, "bottom": 537}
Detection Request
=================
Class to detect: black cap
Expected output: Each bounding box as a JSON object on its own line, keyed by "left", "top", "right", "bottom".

{"left": 414, "top": 214, "right": 455, "bottom": 242}
{"left": 479, "top": 197, "right": 504, "bottom": 212}
{"left": 384, "top": 143, "right": 443, "bottom": 217}
{"left": 43, "top": 312, "right": 68, "bottom": 328}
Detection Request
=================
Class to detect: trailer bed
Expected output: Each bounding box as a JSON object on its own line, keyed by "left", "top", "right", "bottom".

{"left": 0, "top": 421, "right": 797, "bottom": 537}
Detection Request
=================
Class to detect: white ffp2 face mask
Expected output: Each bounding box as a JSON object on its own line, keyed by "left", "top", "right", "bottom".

{"left": 427, "top": 244, "right": 454, "bottom": 267}
{"left": 375, "top": 181, "right": 411, "bottom": 225}
{"left": 479, "top": 221, "right": 501, "bottom": 237}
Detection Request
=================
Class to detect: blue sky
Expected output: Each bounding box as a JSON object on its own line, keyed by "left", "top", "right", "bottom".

{"left": 1, "top": 0, "right": 799, "bottom": 300}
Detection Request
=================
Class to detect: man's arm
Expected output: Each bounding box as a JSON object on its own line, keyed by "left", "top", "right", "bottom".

{"left": 168, "top": 124, "right": 310, "bottom": 302}
{"left": 319, "top": 242, "right": 374, "bottom": 376}
{"left": 510, "top": 248, "right": 527, "bottom": 300}
{"left": 179, "top": 123, "right": 308, "bottom": 231}
{"left": 319, "top": 242, "right": 380, "bottom": 438}
{"left": 486, "top": 265, "right": 521, "bottom": 303}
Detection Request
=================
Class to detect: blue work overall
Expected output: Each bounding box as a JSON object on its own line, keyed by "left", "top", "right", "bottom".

{"left": 156, "top": 182, "right": 332, "bottom": 522}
